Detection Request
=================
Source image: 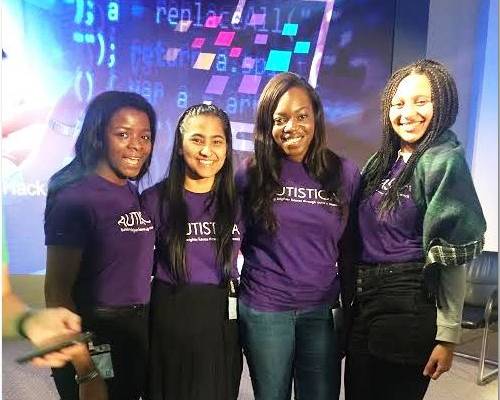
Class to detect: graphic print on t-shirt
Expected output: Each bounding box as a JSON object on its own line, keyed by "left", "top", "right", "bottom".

{"left": 186, "top": 222, "right": 241, "bottom": 243}
{"left": 273, "top": 185, "right": 339, "bottom": 207}
{"left": 117, "top": 211, "right": 154, "bottom": 233}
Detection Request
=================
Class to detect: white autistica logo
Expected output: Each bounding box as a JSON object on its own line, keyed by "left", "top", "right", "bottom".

{"left": 117, "top": 211, "right": 153, "bottom": 232}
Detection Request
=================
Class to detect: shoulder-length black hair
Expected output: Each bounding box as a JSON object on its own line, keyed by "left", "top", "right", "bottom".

{"left": 159, "top": 103, "right": 236, "bottom": 285}
{"left": 45, "top": 91, "right": 157, "bottom": 216}
{"left": 362, "top": 59, "right": 459, "bottom": 213}
{"left": 245, "top": 72, "right": 344, "bottom": 232}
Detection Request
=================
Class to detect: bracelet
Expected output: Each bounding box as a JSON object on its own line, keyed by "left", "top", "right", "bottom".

{"left": 16, "top": 309, "right": 35, "bottom": 339}
{"left": 75, "top": 369, "right": 100, "bottom": 384}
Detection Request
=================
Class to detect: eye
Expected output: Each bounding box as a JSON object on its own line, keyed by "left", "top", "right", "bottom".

{"left": 297, "top": 114, "right": 308, "bottom": 121}
{"left": 191, "top": 137, "right": 203, "bottom": 145}
{"left": 416, "top": 99, "right": 430, "bottom": 106}
{"left": 273, "top": 117, "right": 286, "bottom": 126}
{"left": 213, "top": 138, "right": 225, "bottom": 146}
{"left": 141, "top": 134, "right": 151, "bottom": 141}
{"left": 390, "top": 102, "right": 403, "bottom": 109}
{"left": 117, "top": 131, "right": 129, "bottom": 138}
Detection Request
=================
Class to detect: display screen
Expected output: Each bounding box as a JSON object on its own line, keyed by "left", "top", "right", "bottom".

{"left": 2, "top": 0, "right": 395, "bottom": 274}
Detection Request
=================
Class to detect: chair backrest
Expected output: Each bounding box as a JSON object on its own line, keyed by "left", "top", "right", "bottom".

{"left": 464, "top": 251, "right": 498, "bottom": 307}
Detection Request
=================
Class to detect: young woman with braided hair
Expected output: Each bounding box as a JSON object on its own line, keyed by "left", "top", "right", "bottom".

{"left": 345, "top": 59, "right": 486, "bottom": 400}
{"left": 142, "top": 104, "right": 242, "bottom": 400}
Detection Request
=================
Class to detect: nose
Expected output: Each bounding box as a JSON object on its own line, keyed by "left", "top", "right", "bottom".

{"left": 400, "top": 103, "right": 417, "bottom": 119}
{"left": 127, "top": 135, "right": 143, "bottom": 152}
{"left": 200, "top": 144, "right": 212, "bottom": 156}
{"left": 283, "top": 118, "right": 297, "bottom": 132}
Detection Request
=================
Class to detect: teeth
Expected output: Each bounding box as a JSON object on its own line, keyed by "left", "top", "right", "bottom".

{"left": 199, "top": 159, "right": 214, "bottom": 165}
{"left": 124, "top": 157, "right": 140, "bottom": 165}
{"left": 283, "top": 136, "right": 302, "bottom": 145}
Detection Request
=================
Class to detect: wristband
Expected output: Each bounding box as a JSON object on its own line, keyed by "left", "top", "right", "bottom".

{"left": 75, "top": 369, "right": 100, "bottom": 384}
{"left": 16, "top": 309, "right": 35, "bottom": 339}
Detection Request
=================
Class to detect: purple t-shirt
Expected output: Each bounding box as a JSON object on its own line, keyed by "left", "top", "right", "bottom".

{"left": 44, "top": 174, "right": 155, "bottom": 308}
{"left": 141, "top": 184, "right": 243, "bottom": 285}
{"left": 237, "top": 157, "right": 360, "bottom": 312}
{"left": 359, "top": 157, "right": 424, "bottom": 263}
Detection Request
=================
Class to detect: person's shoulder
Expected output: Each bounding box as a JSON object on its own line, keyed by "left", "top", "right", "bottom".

{"left": 53, "top": 175, "right": 94, "bottom": 205}
{"left": 418, "top": 130, "right": 466, "bottom": 171}
{"left": 338, "top": 155, "right": 360, "bottom": 177}
{"left": 140, "top": 181, "right": 163, "bottom": 210}
{"left": 141, "top": 181, "right": 162, "bottom": 199}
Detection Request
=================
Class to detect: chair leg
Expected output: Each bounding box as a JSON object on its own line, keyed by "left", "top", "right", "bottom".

{"left": 477, "top": 298, "right": 498, "bottom": 385}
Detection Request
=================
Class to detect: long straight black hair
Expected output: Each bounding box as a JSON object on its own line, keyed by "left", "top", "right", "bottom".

{"left": 159, "top": 104, "right": 237, "bottom": 285}
{"left": 244, "top": 72, "right": 344, "bottom": 232}
{"left": 362, "top": 59, "right": 459, "bottom": 213}
{"left": 45, "top": 91, "right": 157, "bottom": 218}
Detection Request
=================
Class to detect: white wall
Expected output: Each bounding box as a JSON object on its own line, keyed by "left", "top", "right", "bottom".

{"left": 471, "top": 0, "right": 498, "bottom": 251}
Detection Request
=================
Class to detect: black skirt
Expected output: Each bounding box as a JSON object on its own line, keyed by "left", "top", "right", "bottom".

{"left": 147, "top": 279, "right": 242, "bottom": 400}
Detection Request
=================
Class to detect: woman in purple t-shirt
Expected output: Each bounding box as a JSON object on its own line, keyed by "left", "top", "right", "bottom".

{"left": 44, "top": 91, "right": 157, "bottom": 400}
{"left": 142, "top": 104, "right": 242, "bottom": 400}
{"left": 345, "top": 60, "right": 486, "bottom": 400}
{"left": 237, "top": 72, "right": 360, "bottom": 400}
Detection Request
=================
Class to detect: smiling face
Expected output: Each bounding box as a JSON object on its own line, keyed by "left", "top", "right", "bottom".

{"left": 389, "top": 73, "right": 434, "bottom": 152}
{"left": 96, "top": 107, "right": 152, "bottom": 185}
{"left": 181, "top": 114, "right": 227, "bottom": 193}
{"left": 271, "top": 86, "right": 315, "bottom": 162}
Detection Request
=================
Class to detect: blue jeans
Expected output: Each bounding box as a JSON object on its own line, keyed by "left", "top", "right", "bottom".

{"left": 239, "top": 302, "right": 341, "bottom": 400}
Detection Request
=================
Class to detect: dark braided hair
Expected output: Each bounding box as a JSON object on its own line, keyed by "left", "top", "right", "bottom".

{"left": 159, "top": 103, "right": 237, "bottom": 285}
{"left": 362, "top": 59, "right": 459, "bottom": 213}
{"left": 245, "top": 72, "right": 345, "bottom": 232}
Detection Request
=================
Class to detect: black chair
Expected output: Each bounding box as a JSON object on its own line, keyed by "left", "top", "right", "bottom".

{"left": 455, "top": 251, "right": 498, "bottom": 385}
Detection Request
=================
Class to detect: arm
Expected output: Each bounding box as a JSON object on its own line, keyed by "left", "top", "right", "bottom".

{"left": 44, "top": 247, "right": 108, "bottom": 398}
{"left": 415, "top": 139, "right": 486, "bottom": 379}
{"left": 44, "top": 245, "right": 82, "bottom": 310}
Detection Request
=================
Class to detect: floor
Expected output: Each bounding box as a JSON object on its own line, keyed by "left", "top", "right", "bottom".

{"left": 2, "top": 329, "right": 498, "bottom": 399}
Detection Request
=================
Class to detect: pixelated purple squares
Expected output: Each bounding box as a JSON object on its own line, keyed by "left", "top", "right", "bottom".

{"left": 214, "top": 31, "right": 236, "bottom": 46}
{"left": 249, "top": 13, "right": 266, "bottom": 26}
{"left": 205, "top": 15, "right": 222, "bottom": 28}
{"left": 164, "top": 48, "right": 181, "bottom": 62}
{"left": 238, "top": 75, "right": 262, "bottom": 95}
{"left": 229, "top": 47, "right": 242, "bottom": 58}
{"left": 191, "top": 37, "right": 206, "bottom": 49}
{"left": 205, "top": 75, "right": 230, "bottom": 95}
{"left": 242, "top": 57, "right": 255, "bottom": 69}
{"left": 254, "top": 34, "right": 268, "bottom": 45}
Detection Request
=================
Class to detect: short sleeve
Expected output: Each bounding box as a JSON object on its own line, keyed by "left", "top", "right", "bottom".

{"left": 140, "top": 183, "right": 162, "bottom": 228}
{"left": 44, "top": 190, "right": 92, "bottom": 247}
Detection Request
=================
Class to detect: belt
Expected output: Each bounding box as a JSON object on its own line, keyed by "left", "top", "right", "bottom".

{"left": 89, "top": 304, "right": 148, "bottom": 313}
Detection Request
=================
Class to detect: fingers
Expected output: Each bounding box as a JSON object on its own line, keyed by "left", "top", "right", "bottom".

{"left": 431, "top": 364, "right": 449, "bottom": 380}
{"left": 30, "top": 351, "right": 73, "bottom": 368}
{"left": 423, "top": 358, "right": 436, "bottom": 377}
{"left": 58, "top": 307, "right": 81, "bottom": 332}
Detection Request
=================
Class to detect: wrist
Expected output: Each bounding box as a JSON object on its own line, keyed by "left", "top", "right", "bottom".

{"left": 437, "top": 341, "right": 456, "bottom": 349}
{"left": 75, "top": 368, "right": 100, "bottom": 384}
{"left": 16, "top": 309, "right": 35, "bottom": 339}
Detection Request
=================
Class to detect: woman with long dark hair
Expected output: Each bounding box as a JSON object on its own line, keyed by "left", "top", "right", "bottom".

{"left": 142, "top": 104, "right": 242, "bottom": 400}
{"left": 44, "top": 91, "right": 157, "bottom": 400}
{"left": 345, "top": 59, "right": 486, "bottom": 400}
{"left": 237, "top": 72, "right": 360, "bottom": 399}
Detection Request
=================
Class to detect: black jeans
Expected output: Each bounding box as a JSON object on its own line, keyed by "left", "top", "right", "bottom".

{"left": 51, "top": 304, "right": 149, "bottom": 400}
{"left": 345, "top": 262, "right": 436, "bottom": 400}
